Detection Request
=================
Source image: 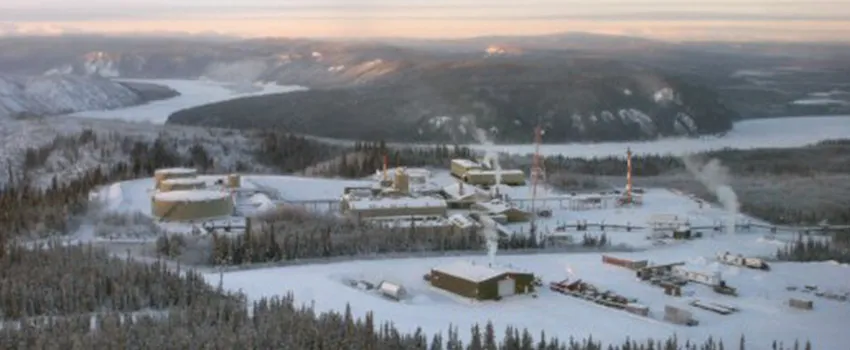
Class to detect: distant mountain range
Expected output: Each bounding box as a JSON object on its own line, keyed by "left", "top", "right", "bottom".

{"left": 168, "top": 58, "right": 735, "bottom": 143}
{"left": 0, "top": 74, "right": 178, "bottom": 120}
{"left": 0, "top": 33, "right": 847, "bottom": 142}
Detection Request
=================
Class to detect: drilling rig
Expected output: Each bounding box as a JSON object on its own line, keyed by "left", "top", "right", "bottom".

{"left": 617, "top": 147, "right": 641, "bottom": 206}
{"left": 530, "top": 125, "right": 548, "bottom": 236}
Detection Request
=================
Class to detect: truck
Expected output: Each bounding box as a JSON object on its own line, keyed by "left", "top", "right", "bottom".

{"left": 716, "top": 252, "right": 770, "bottom": 270}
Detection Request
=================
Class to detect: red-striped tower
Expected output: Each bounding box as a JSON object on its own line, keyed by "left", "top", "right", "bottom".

{"left": 531, "top": 125, "right": 544, "bottom": 220}
{"left": 626, "top": 147, "right": 633, "bottom": 202}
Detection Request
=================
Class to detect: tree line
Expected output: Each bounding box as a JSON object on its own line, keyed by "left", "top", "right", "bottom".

{"left": 0, "top": 243, "right": 813, "bottom": 350}
{"left": 154, "top": 208, "right": 611, "bottom": 267}
{"left": 776, "top": 231, "right": 850, "bottom": 264}
{"left": 0, "top": 243, "right": 236, "bottom": 320}
{"left": 522, "top": 139, "right": 850, "bottom": 225}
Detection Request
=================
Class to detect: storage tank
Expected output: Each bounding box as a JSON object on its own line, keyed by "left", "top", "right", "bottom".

{"left": 159, "top": 178, "right": 206, "bottom": 192}
{"left": 151, "top": 190, "right": 233, "bottom": 222}
{"left": 227, "top": 174, "right": 241, "bottom": 188}
{"left": 154, "top": 168, "right": 198, "bottom": 190}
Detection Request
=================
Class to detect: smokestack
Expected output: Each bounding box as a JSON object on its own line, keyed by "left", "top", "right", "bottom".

{"left": 383, "top": 154, "right": 388, "bottom": 181}
{"left": 626, "top": 147, "right": 633, "bottom": 201}
{"left": 458, "top": 180, "right": 465, "bottom": 196}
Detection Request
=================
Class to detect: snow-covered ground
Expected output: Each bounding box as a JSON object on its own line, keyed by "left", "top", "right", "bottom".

{"left": 80, "top": 171, "right": 850, "bottom": 348}
{"left": 204, "top": 241, "right": 849, "bottom": 350}
{"left": 87, "top": 174, "right": 372, "bottom": 236}
{"left": 67, "top": 79, "right": 306, "bottom": 124}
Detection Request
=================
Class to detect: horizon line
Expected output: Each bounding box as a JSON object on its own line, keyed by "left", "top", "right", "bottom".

{"left": 3, "top": 31, "right": 850, "bottom": 45}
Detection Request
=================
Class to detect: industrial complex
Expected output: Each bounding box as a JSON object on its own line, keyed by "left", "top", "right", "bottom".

{"left": 105, "top": 137, "right": 844, "bottom": 336}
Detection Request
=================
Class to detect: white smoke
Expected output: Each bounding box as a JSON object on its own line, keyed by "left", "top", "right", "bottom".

{"left": 202, "top": 59, "right": 268, "bottom": 85}
{"left": 479, "top": 215, "right": 500, "bottom": 266}
{"left": 473, "top": 128, "right": 503, "bottom": 189}
{"left": 681, "top": 156, "right": 740, "bottom": 234}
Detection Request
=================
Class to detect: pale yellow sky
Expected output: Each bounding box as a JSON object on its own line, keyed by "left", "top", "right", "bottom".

{"left": 2, "top": 0, "right": 849, "bottom": 41}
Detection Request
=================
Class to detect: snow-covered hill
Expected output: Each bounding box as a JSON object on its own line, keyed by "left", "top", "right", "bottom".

{"left": 0, "top": 74, "right": 145, "bottom": 119}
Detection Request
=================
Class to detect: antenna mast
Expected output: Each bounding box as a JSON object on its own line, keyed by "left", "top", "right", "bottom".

{"left": 530, "top": 124, "right": 544, "bottom": 233}
{"left": 626, "top": 147, "right": 633, "bottom": 203}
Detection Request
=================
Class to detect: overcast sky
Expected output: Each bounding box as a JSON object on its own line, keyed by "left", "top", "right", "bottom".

{"left": 1, "top": 0, "right": 848, "bottom": 41}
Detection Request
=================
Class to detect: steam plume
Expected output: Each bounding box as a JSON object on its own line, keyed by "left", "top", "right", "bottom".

{"left": 473, "top": 128, "right": 503, "bottom": 189}
{"left": 681, "top": 156, "right": 740, "bottom": 234}
{"left": 479, "top": 215, "right": 500, "bottom": 266}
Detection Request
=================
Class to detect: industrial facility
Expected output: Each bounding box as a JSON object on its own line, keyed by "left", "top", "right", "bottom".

{"left": 149, "top": 167, "right": 239, "bottom": 222}
{"left": 450, "top": 159, "right": 526, "bottom": 186}
{"left": 154, "top": 167, "right": 198, "bottom": 190}
{"left": 151, "top": 190, "right": 234, "bottom": 222}
{"left": 426, "top": 261, "right": 536, "bottom": 300}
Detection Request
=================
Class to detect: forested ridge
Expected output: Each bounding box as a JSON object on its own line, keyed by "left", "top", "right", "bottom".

{"left": 0, "top": 244, "right": 814, "bottom": 349}
{"left": 534, "top": 140, "right": 850, "bottom": 225}
{"left": 0, "top": 130, "right": 837, "bottom": 349}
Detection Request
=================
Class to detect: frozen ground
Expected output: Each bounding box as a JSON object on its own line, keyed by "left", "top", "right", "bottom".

{"left": 87, "top": 174, "right": 372, "bottom": 236}
{"left": 204, "top": 241, "right": 850, "bottom": 350}
{"left": 67, "top": 79, "right": 306, "bottom": 124}
{"left": 82, "top": 172, "right": 850, "bottom": 348}
{"left": 467, "top": 116, "right": 850, "bottom": 157}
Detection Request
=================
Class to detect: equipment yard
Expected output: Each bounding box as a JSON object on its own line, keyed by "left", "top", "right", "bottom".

{"left": 82, "top": 162, "right": 850, "bottom": 349}
{"left": 202, "top": 241, "right": 850, "bottom": 349}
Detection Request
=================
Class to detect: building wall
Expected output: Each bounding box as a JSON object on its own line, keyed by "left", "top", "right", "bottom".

{"left": 430, "top": 271, "right": 535, "bottom": 301}
{"left": 351, "top": 205, "right": 448, "bottom": 219}
{"left": 151, "top": 197, "right": 234, "bottom": 222}
{"left": 227, "top": 174, "right": 241, "bottom": 188}
{"left": 502, "top": 208, "right": 530, "bottom": 223}
{"left": 154, "top": 172, "right": 197, "bottom": 190}
{"left": 429, "top": 270, "right": 481, "bottom": 299}
{"left": 503, "top": 273, "right": 536, "bottom": 294}
{"left": 451, "top": 161, "right": 480, "bottom": 178}
{"left": 463, "top": 172, "right": 526, "bottom": 186}
{"left": 159, "top": 181, "right": 205, "bottom": 192}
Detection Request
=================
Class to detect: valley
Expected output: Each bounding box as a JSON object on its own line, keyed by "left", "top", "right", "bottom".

{"left": 2, "top": 32, "right": 850, "bottom": 350}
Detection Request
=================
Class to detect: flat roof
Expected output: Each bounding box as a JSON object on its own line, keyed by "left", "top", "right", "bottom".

{"left": 161, "top": 178, "right": 205, "bottom": 185}
{"left": 347, "top": 196, "right": 447, "bottom": 210}
{"left": 154, "top": 190, "right": 230, "bottom": 202}
{"left": 451, "top": 159, "right": 481, "bottom": 168}
{"left": 442, "top": 183, "right": 488, "bottom": 200}
{"left": 465, "top": 169, "right": 525, "bottom": 176}
{"left": 433, "top": 261, "right": 508, "bottom": 283}
{"left": 154, "top": 167, "right": 197, "bottom": 175}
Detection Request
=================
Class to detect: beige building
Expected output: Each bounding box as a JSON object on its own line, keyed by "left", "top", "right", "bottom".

{"left": 341, "top": 195, "right": 448, "bottom": 219}
{"left": 226, "top": 174, "right": 241, "bottom": 188}
{"left": 471, "top": 200, "right": 531, "bottom": 223}
{"left": 451, "top": 159, "right": 482, "bottom": 179}
{"left": 441, "top": 182, "right": 491, "bottom": 208}
{"left": 154, "top": 167, "right": 198, "bottom": 190}
{"left": 151, "top": 190, "right": 234, "bottom": 222}
{"left": 159, "top": 178, "right": 206, "bottom": 192}
{"left": 462, "top": 169, "right": 526, "bottom": 186}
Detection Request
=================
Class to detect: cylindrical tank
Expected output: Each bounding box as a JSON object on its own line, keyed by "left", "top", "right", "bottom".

{"left": 151, "top": 190, "right": 233, "bottom": 222}
{"left": 159, "top": 178, "right": 206, "bottom": 192}
{"left": 227, "top": 174, "right": 241, "bottom": 188}
{"left": 154, "top": 168, "right": 198, "bottom": 190}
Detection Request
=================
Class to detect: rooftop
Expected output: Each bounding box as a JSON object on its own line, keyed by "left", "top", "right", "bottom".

{"left": 442, "top": 183, "right": 488, "bottom": 200}
{"left": 448, "top": 214, "right": 479, "bottom": 228}
{"left": 154, "top": 190, "right": 231, "bottom": 202}
{"left": 161, "top": 178, "right": 206, "bottom": 185}
{"left": 368, "top": 216, "right": 453, "bottom": 228}
{"left": 154, "top": 167, "right": 197, "bottom": 175}
{"left": 465, "top": 169, "right": 525, "bottom": 176}
{"left": 432, "top": 261, "right": 511, "bottom": 283}
{"left": 346, "top": 196, "right": 447, "bottom": 210}
{"left": 473, "top": 200, "right": 518, "bottom": 214}
{"left": 452, "top": 159, "right": 481, "bottom": 169}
